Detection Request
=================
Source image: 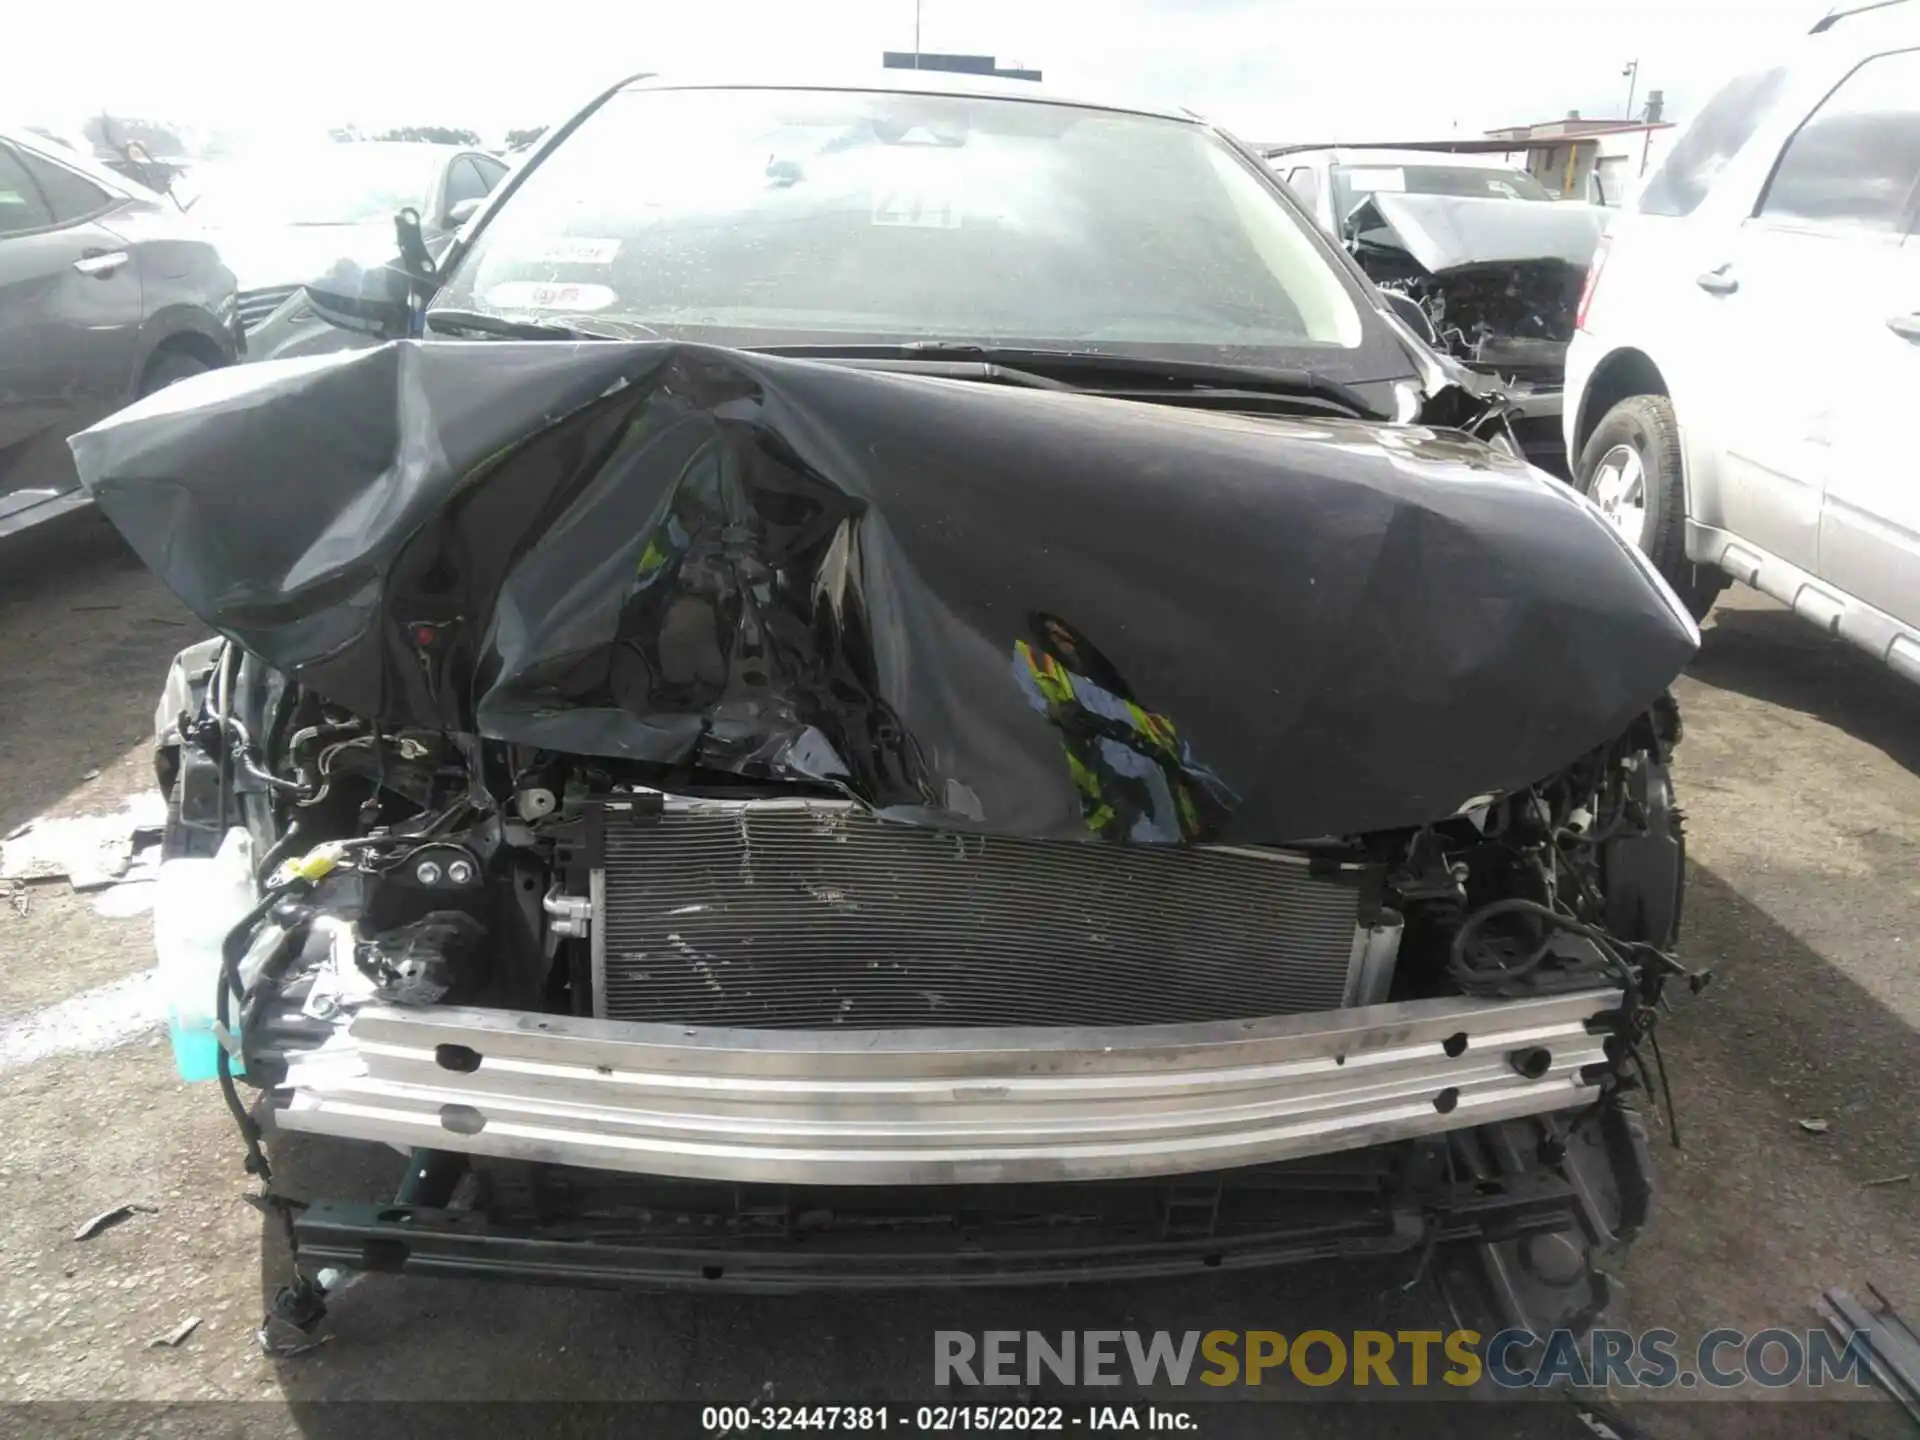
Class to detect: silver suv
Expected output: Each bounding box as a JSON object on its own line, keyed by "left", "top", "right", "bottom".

{"left": 1564, "top": 1, "right": 1920, "bottom": 683}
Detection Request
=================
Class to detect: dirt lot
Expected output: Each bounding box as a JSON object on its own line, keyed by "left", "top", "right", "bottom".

{"left": 1, "top": 514, "right": 1916, "bottom": 1439}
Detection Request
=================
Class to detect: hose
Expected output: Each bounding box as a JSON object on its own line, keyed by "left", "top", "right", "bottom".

{"left": 215, "top": 883, "right": 303, "bottom": 1178}
{"left": 1447, "top": 897, "right": 1645, "bottom": 1007}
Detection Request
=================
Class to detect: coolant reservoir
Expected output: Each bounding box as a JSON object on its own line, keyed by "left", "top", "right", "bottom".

{"left": 153, "top": 828, "right": 256, "bottom": 1082}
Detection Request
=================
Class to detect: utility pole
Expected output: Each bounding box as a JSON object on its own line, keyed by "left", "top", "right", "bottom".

{"left": 1621, "top": 59, "right": 1640, "bottom": 120}
{"left": 914, "top": 0, "right": 923, "bottom": 67}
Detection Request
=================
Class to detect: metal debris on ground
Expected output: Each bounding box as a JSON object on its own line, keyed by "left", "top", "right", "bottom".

{"left": 3, "top": 880, "right": 26, "bottom": 918}
{"left": 72, "top": 1201, "right": 158, "bottom": 1241}
{"left": 256, "top": 1321, "right": 334, "bottom": 1358}
{"left": 149, "top": 1315, "right": 202, "bottom": 1348}
{"left": 1815, "top": 1285, "right": 1920, "bottom": 1422}
{"left": 0, "top": 794, "right": 166, "bottom": 893}
{"left": 1796, "top": 1117, "right": 1830, "bottom": 1134}
{"left": 81, "top": 768, "right": 101, "bottom": 782}
{"left": 1571, "top": 1396, "right": 1658, "bottom": 1439}
{"left": 1865, "top": 1172, "right": 1914, "bottom": 1188}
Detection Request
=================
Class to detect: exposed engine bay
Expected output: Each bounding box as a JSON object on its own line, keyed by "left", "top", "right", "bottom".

{"left": 78, "top": 338, "right": 1702, "bottom": 1331}
{"left": 1345, "top": 190, "right": 1607, "bottom": 387}
{"left": 1374, "top": 261, "right": 1586, "bottom": 385}
{"left": 153, "top": 630, "right": 1699, "bottom": 1330}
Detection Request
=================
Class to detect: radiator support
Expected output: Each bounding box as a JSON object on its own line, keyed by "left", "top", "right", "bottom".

{"left": 577, "top": 794, "right": 1401, "bottom": 1029}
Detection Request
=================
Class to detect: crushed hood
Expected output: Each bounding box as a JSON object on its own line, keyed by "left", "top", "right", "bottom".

{"left": 1361, "top": 193, "right": 1608, "bottom": 275}
{"left": 70, "top": 340, "right": 1696, "bottom": 845}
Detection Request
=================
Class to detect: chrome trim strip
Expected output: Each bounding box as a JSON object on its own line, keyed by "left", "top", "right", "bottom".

{"left": 588, "top": 867, "right": 606, "bottom": 1020}
{"left": 278, "top": 990, "right": 1619, "bottom": 1185}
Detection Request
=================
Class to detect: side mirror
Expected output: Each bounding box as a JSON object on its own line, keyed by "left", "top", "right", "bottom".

{"left": 1381, "top": 289, "right": 1439, "bottom": 346}
{"left": 448, "top": 197, "right": 484, "bottom": 226}
{"left": 302, "top": 254, "right": 414, "bottom": 339}
{"left": 303, "top": 209, "right": 441, "bottom": 339}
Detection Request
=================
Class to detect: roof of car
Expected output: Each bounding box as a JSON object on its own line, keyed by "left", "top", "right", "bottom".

{"left": 615, "top": 70, "right": 1201, "bottom": 125}
{"left": 1809, "top": 0, "right": 1915, "bottom": 33}
{"left": 1277, "top": 147, "right": 1533, "bottom": 170}
{"left": 322, "top": 140, "right": 473, "bottom": 158}
{"left": 0, "top": 126, "right": 151, "bottom": 197}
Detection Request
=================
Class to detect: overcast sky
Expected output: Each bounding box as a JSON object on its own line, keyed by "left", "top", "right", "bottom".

{"left": 17, "top": 0, "right": 1828, "bottom": 145}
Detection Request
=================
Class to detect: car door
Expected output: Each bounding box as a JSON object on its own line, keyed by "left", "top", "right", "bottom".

{"left": 440, "top": 156, "right": 493, "bottom": 228}
{"left": 1798, "top": 48, "right": 1920, "bottom": 634}
{"left": 0, "top": 141, "right": 144, "bottom": 521}
{"left": 1699, "top": 48, "right": 1920, "bottom": 577}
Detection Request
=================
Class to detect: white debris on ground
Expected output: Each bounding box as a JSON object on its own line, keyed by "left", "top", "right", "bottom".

{"left": 0, "top": 790, "right": 166, "bottom": 907}
{"left": 90, "top": 843, "right": 162, "bottom": 918}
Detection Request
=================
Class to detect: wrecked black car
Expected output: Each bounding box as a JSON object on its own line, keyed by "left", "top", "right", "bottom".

{"left": 73, "top": 74, "right": 1702, "bottom": 1339}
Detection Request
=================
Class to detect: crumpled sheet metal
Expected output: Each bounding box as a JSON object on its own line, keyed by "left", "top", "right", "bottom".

{"left": 71, "top": 340, "right": 1697, "bottom": 845}
{"left": 1363, "top": 191, "right": 1608, "bottom": 275}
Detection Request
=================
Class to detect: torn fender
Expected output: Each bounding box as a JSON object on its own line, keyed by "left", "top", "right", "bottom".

{"left": 70, "top": 339, "right": 1697, "bottom": 844}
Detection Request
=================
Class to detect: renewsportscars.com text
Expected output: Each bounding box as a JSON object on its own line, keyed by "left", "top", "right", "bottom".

{"left": 934, "top": 1328, "right": 1877, "bottom": 1391}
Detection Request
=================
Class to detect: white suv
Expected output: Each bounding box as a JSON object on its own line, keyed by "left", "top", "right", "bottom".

{"left": 1563, "top": 1, "right": 1920, "bottom": 680}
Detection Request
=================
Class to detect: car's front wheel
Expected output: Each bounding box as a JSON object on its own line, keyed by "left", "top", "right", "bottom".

{"left": 138, "top": 348, "right": 211, "bottom": 397}
{"left": 1577, "top": 394, "right": 1726, "bottom": 621}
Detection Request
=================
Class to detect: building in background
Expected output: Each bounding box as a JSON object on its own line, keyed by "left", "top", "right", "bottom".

{"left": 1258, "top": 90, "right": 1678, "bottom": 209}
{"left": 1484, "top": 93, "right": 1675, "bottom": 204}
{"left": 881, "top": 52, "right": 1042, "bottom": 81}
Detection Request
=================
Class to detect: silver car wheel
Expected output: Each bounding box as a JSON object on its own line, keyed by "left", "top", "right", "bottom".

{"left": 1589, "top": 442, "right": 1650, "bottom": 548}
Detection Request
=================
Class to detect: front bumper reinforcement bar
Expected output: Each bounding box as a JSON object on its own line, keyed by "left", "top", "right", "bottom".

{"left": 275, "top": 988, "right": 1621, "bottom": 1185}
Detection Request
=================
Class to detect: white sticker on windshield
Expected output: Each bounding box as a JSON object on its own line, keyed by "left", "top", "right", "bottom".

{"left": 1344, "top": 168, "right": 1406, "bottom": 193}
{"left": 871, "top": 186, "right": 964, "bottom": 228}
{"left": 522, "top": 237, "right": 622, "bottom": 265}
{"left": 483, "top": 281, "right": 619, "bottom": 312}
{"left": 869, "top": 148, "right": 966, "bottom": 228}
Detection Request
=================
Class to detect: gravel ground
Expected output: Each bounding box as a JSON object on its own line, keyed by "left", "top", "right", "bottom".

{"left": 0, "top": 515, "right": 1915, "bottom": 1439}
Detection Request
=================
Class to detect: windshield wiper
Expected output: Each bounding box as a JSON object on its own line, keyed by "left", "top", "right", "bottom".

{"left": 424, "top": 308, "right": 626, "bottom": 341}
{"left": 753, "top": 342, "right": 1387, "bottom": 420}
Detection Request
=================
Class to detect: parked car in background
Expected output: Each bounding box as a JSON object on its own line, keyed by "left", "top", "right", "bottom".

{"left": 1271, "top": 146, "right": 1610, "bottom": 474}
{"left": 1566, "top": 0, "right": 1920, "bottom": 674}
{"left": 190, "top": 141, "right": 508, "bottom": 362}
{"left": 0, "top": 127, "right": 237, "bottom": 539}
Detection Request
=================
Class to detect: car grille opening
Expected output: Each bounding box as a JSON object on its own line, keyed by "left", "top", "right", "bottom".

{"left": 237, "top": 285, "right": 299, "bottom": 332}
{"left": 589, "top": 795, "right": 1394, "bottom": 1029}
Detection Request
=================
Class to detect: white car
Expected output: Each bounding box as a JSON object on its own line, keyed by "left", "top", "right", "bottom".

{"left": 189, "top": 142, "right": 509, "bottom": 361}
{"left": 1564, "top": 0, "right": 1920, "bottom": 681}
{"left": 1271, "top": 146, "right": 1608, "bottom": 475}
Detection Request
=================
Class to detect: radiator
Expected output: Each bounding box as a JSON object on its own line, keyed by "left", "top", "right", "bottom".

{"left": 588, "top": 795, "right": 1398, "bottom": 1029}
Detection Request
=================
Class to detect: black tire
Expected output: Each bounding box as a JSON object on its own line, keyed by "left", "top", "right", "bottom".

{"left": 1576, "top": 394, "right": 1726, "bottom": 621}
{"left": 138, "top": 348, "right": 211, "bottom": 397}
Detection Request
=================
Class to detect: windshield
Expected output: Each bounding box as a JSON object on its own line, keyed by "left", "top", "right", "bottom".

{"left": 1333, "top": 163, "right": 1553, "bottom": 214}
{"left": 191, "top": 144, "right": 443, "bottom": 226}
{"left": 435, "top": 87, "right": 1373, "bottom": 366}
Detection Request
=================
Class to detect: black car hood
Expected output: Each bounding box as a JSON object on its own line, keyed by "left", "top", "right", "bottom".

{"left": 70, "top": 340, "right": 1696, "bottom": 845}
{"left": 1360, "top": 192, "right": 1608, "bottom": 275}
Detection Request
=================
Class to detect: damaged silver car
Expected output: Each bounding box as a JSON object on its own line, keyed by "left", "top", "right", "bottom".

{"left": 73, "top": 73, "right": 1703, "bottom": 1340}
{"left": 1270, "top": 147, "right": 1611, "bottom": 475}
